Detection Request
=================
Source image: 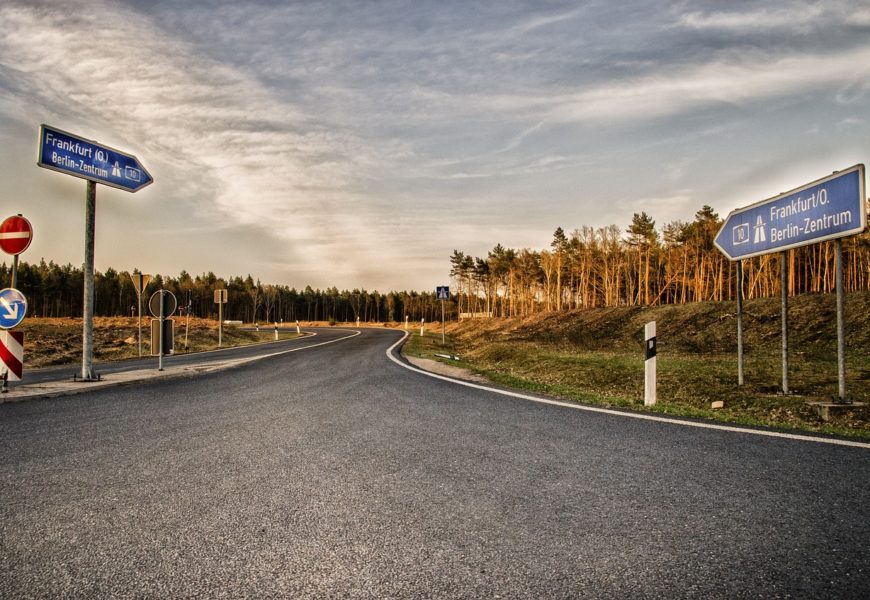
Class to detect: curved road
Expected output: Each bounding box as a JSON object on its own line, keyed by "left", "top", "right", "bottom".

{"left": 9, "top": 328, "right": 355, "bottom": 386}
{"left": 1, "top": 328, "right": 868, "bottom": 598}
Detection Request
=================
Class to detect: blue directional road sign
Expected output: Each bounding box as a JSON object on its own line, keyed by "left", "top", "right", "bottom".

{"left": 37, "top": 124, "right": 153, "bottom": 192}
{"left": 0, "top": 288, "right": 27, "bottom": 330}
{"left": 436, "top": 286, "right": 450, "bottom": 300}
{"left": 715, "top": 165, "right": 866, "bottom": 261}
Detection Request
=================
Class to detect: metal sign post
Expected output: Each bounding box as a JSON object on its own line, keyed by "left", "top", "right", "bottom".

{"left": 736, "top": 260, "right": 744, "bottom": 386}
{"left": 436, "top": 286, "right": 450, "bottom": 345}
{"left": 158, "top": 290, "right": 165, "bottom": 371}
{"left": 82, "top": 181, "right": 96, "bottom": 380}
{"left": 184, "top": 289, "right": 192, "bottom": 350}
{"left": 130, "top": 272, "right": 152, "bottom": 357}
{"left": 214, "top": 289, "right": 228, "bottom": 347}
{"left": 835, "top": 239, "right": 846, "bottom": 400}
{"left": 37, "top": 125, "right": 153, "bottom": 382}
{"left": 149, "top": 289, "right": 176, "bottom": 371}
{"left": 714, "top": 165, "right": 866, "bottom": 399}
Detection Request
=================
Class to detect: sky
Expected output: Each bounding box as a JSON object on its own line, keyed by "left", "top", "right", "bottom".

{"left": 0, "top": 0, "right": 868, "bottom": 291}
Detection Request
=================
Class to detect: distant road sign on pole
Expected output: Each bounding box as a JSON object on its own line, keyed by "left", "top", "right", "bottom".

{"left": 130, "top": 273, "right": 152, "bottom": 357}
{"left": 37, "top": 124, "right": 153, "bottom": 192}
{"left": 215, "top": 289, "right": 228, "bottom": 347}
{"left": 0, "top": 216, "right": 33, "bottom": 256}
{"left": 436, "top": 286, "right": 450, "bottom": 344}
{"left": 714, "top": 165, "right": 866, "bottom": 261}
{"left": 0, "top": 288, "right": 27, "bottom": 330}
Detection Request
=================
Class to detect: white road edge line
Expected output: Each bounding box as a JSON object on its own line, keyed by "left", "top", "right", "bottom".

{"left": 386, "top": 331, "right": 870, "bottom": 450}
{"left": 232, "top": 329, "right": 362, "bottom": 365}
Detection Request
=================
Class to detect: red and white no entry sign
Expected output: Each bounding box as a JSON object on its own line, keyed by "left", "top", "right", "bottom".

{"left": 0, "top": 215, "right": 33, "bottom": 256}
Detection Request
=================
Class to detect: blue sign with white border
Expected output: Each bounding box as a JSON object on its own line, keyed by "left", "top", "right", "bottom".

{"left": 0, "top": 288, "right": 27, "bottom": 330}
{"left": 436, "top": 286, "right": 450, "bottom": 300}
{"left": 715, "top": 165, "right": 866, "bottom": 261}
{"left": 37, "top": 124, "right": 153, "bottom": 192}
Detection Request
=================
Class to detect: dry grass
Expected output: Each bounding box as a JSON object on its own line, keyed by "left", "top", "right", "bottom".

{"left": 15, "top": 317, "right": 301, "bottom": 368}
{"left": 406, "top": 292, "right": 870, "bottom": 437}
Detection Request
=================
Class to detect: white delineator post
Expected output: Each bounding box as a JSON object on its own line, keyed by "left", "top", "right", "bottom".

{"left": 296, "top": 320, "right": 300, "bottom": 334}
{"left": 420, "top": 318, "right": 425, "bottom": 337}
{"left": 644, "top": 321, "right": 656, "bottom": 406}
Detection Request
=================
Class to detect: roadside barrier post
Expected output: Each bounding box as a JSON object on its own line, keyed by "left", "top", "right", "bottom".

{"left": 274, "top": 323, "right": 278, "bottom": 341}
{"left": 645, "top": 321, "right": 656, "bottom": 406}
{"left": 420, "top": 318, "right": 425, "bottom": 337}
{"left": 296, "top": 320, "right": 300, "bottom": 334}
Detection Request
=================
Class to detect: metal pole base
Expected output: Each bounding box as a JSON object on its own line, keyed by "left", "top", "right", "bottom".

{"left": 73, "top": 372, "right": 102, "bottom": 382}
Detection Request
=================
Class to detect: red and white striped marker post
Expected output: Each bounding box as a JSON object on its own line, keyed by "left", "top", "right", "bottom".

{"left": 0, "top": 330, "right": 24, "bottom": 390}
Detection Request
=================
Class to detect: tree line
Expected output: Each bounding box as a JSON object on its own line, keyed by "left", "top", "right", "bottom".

{"left": 0, "top": 262, "right": 447, "bottom": 324}
{"left": 450, "top": 205, "right": 870, "bottom": 318}
{"left": 7, "top": 204, "right": 868, "bottom": 325}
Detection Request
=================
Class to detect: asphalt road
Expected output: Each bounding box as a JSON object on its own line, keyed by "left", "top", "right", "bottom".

{"left": 8, "top": 328, "right": 351, "bottom": 386}
{"left": 1, "top": 328, "right": 868, "bottom": 598}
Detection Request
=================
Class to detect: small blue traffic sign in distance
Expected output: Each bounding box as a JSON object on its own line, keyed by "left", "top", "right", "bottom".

{"left": 436, "top": 286, "right": 450, "bottom": 300}
{"left": 715, "top": 165, "right": 866, "bottom": 261}
{"left": 0, "top": 288, "right": 27, "bottom": 330}
{"left": 37, "top": 124, "right": 153, "bottom": 193}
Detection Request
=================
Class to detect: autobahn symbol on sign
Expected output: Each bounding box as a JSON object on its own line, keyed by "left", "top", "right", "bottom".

{"left": 0, "top": 216, "right": 33, "bottom": 256}
{"left": 714, "top": 165, "right": 866, "bottom": 261}
{"left": 436, "top": 286, "right": 450, "bottom": 300}
{"left": 37, "top": 124, "right": 153, "bottom": 192}
{"left": 0, "top": 288, "right": 27, "bottom": 330}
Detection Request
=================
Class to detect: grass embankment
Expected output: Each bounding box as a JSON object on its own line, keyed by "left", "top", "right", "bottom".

{"left": 17, "top": 317, "right": 303, "bottom": 368}
{"left": 404, "top": 292, "right": 870, "bottom": 438}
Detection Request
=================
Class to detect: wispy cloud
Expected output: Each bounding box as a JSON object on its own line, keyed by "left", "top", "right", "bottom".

{"left": 0, "top": 0, "right": 868, "bottom": 288}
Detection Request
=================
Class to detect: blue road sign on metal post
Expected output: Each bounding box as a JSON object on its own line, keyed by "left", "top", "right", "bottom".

{"left": 37, "top": 124, "right": 153, "bottom": 193}
{"left": 714, "top": 165, "right": 866, "bottom": 261}
{"left": 436, "top": 286, "right": 450, "bottom": 300}
{"left": 0, "top": 288, "right": 27, "bottom": 330}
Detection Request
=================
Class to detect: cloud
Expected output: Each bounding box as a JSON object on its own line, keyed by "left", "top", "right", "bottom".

{"left": 1, "top": 0, "right": 868, "bottom": 289}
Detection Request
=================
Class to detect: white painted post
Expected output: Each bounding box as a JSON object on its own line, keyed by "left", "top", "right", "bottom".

{"left": 296, "top": 320, "right": 300, "bottom": 334}
{"left": 405, "top": 315, "right": 409, "bottom": 331}
{"left": 644, "top": 321, "right": 656, "bottom": 406}
{"left": 274, "top": 323, "right": 278, "bottom": 341}
{"left": 357, "top": 317, "right": 360, "bottom": 327}
{"left": 420, "top": 318, "right": 425, "bottom": 337}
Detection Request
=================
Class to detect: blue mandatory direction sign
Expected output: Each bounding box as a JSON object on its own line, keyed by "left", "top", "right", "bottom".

{"left": 715, "top": 165, "right": 866, "bottom": 261}
{"left": 37, "top": 124, "right": 153, "bottom": 192}
{"left": 0, "top": 288, "right": 27, "bottom": 330}
{"left": 436, "top": 286, "right": 450, "bottom": 300}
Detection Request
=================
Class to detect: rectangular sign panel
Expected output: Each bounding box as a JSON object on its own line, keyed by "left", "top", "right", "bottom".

{"left": 37, "top": 124, "right": 153, "bottom": 192}
{"left": 436, "top": 286, "right": 450, "bottom": 300}
{"left": 715, "top": 165, "right": 865, "bottom": 261}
